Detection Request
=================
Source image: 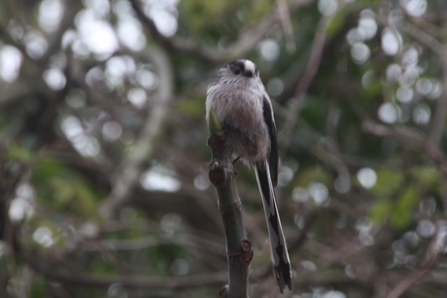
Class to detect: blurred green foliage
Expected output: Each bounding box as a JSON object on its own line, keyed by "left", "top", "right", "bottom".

{"left": 32, "top": 158, "right": 100, "bottom": 218}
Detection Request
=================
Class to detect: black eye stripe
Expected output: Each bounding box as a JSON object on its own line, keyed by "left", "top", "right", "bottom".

{"left": 225, "top": 60, "right": 260, "bottom": 77}
{"left": 228, "top": 61, "right": 245, "bottom": 74}
{"left": 244, "top": 70, "right": 253, "bottom": 77}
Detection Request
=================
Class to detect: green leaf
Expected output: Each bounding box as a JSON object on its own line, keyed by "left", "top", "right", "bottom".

{"left": 292, "top": 166, "right": 332, "bottom": 188}
{"left": 207, "top": 105, "right": 221, "bottom": 132}
{"left": 369, "top": 199, "right": 392, "bottom": 224}
{"left": 390, "top": 186, "right": 419, "bottom": 229}
{"left": 32, "top": 157, "right": 99, "bottom": 218}
{"left": 369, "top": 168, "right": 404, "bottom": 197}
{"left": 411, "top": 166, "right": 439, "bottom": 188}
{"left": 7, "top": 142, "right": 32, "bottom": 162}
{"left": 326, "top": 6, "right": 349, "bottom": 36}
{"left": 177, "top": 96, "right": 206, "bottom": 119}
{"left": 369, "top": 185, "right": 420, "bottom": 228}
{"left": 30, "top": 274, "right": 47, "bottom": 298}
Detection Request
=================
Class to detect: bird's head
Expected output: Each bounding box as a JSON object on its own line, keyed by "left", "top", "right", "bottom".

{"left": 212, "top": 59, "right": 261, "bottom": 86}
{"left": 226, "top": 59, "right": 259, "bottom": 78}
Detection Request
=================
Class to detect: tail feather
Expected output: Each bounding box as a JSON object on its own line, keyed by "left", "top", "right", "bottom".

{"left": 255, "top": 164, "right": 292, "bottom": 292}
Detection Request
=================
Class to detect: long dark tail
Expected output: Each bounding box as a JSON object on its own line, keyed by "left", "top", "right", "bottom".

{"left": 255, "top": 163, "right": 292, "bottom": 292}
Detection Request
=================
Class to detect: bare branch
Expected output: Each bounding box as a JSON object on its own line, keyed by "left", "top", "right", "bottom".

{"left": 79, "top": 233, "right": 224, "bottom": 254}
{"left": 29, "top": 251, "right": 227, "bottom": 289}
{"left": 40, "top": 1, "right": 82, "bottom": 64}
{"left": 276, "top": 0, "right": 296, "bottom": 53}
{"left": 375, "top": 12, "right": 446, "bottom": 56}
{"left": 398, "top": 21, "right": 446, "bottom": 56}
{"left": 0, "top": 25, "right": 30, "bottom": 62}
{"left": 100, "top": 45, "right": 174, "bottom": 217}
{"left": 208, "top": 130, "right": 252, "bottom": 298}
{"left": 429, "top": 56, "right": 447, "bottom": 147}
{"left": 129, "top": 0, "right": 312, "bottom": 63}
{"left": 362, "top": 119, "right": 447, "bottom": 172}
{"left": 387, "top": 220, "right": 447, "bottom": 298}
{"left": 279, "top": 9, "right": 335, "bottom": 147}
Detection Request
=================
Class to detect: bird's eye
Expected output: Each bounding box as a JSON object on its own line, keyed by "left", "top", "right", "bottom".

{"left": 233, "top": 68, "right": 241, "bottom": 75}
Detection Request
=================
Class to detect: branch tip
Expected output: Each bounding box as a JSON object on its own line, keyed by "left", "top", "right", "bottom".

{"left": 219, "top": 285, "right": 229, "bottom": 298}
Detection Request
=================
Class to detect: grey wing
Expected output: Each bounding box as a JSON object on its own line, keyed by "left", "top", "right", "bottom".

{"left": 262, "top": 93, "right": 278, "bottom": 187}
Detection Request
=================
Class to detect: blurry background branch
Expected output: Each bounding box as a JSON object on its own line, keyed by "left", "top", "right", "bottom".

{"left": 100, "top": 45, "right": 174, "bottom": 217}
{"left": 387, "top": 221, "right": 447, "bottom": 298}
{"left": 280, "top": 1, "right": 340, "bottom": 148}
{"left": 428, "top": 56, "right": 447, "bottom": 146}
{"left": 130, "top": 0, "right": 312, "bottom": 63}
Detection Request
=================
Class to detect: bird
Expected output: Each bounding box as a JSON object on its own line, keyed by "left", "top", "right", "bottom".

{"left": 206, "top": 59, "right": 292, "bottom": 292}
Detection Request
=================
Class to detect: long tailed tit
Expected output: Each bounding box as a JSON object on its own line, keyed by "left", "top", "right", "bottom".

{"left": 206, "top": 59, "right": 292, "bottom": 292}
